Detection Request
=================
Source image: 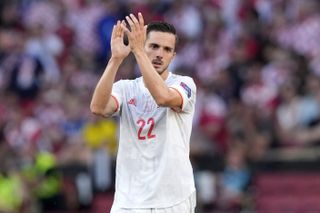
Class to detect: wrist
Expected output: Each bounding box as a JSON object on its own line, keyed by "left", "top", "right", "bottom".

{"left": 109, "top": 56, "right": 124, "bottom": 64}
{"left": 132, "top": 49, "right": 145, "bottom": 57}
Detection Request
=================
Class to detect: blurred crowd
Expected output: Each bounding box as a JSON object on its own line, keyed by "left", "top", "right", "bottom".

{"left": 0, "top": 0, "right": 320, "bottom": 212}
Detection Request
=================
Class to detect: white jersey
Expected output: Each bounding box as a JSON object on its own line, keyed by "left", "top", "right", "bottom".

{"left": 111, "top": 72, "right": 196, "bottom": 208}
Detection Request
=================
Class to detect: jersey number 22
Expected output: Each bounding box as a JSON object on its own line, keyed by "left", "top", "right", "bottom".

{"left": 137, "top": 118, "right": 156, "bottom": 140}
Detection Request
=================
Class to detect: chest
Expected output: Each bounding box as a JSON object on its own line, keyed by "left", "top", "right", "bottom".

{"left": 124, "top": 88, "right": 165, "bottom": 118}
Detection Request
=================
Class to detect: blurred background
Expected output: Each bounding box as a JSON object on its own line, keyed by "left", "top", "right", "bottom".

{"left": 1, "top": 0, "right": 320, "bottom": 212}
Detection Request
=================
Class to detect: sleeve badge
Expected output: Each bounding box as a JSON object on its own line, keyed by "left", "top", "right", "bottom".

{"left": 180, "top": 82, "right": 191, "bottom": 98}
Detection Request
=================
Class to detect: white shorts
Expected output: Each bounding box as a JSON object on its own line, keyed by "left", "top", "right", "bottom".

{"left": 110, "top": 191, "right": 196, "bottom": 213}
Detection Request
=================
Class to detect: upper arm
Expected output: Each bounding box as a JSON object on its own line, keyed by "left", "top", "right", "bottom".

{"left": 109, "top": 80, "right": 125, "bottom": 116}
{"left": 91, "top": 91, "right": 121, "bottom": 118}
{"left": 93, "top": 80, "right": 123, "bottom": 117}
{"left": 101, "top": 95, "right": 119, "bottom": 117}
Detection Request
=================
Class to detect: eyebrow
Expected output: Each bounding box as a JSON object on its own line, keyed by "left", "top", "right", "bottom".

{"left": 149, "top": 43, "right": 159, "bottom": 46}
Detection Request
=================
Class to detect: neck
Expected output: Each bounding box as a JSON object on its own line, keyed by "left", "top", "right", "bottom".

{"left": 160, "top": 70, "right": 169, "bottom": 81}
{"left": 142, "top": 70, "right": 170, "bottom": 86}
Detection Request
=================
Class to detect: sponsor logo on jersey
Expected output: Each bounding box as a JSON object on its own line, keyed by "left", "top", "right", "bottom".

{"left": 180, "top": 82, "right": 191, "bottom": 98}
{"left": 128, "top": 98, "right": 137, "bottom": 107}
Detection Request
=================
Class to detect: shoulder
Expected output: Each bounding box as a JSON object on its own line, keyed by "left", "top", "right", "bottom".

{"left": 171, "top": 73, "right": 196, "bottom": 91}
{"left": 114, "top": 77, "right": 141, "bottom": 87}
{"left": 172, "top": 73, "right": 195, "bottom": 82}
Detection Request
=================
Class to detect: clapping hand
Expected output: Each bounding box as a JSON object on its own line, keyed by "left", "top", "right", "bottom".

{"left": 121, "top": 13, "right": 146, "bottom": 54}
{"left": 110, "top": 20, "right": 131, "bottom": 60}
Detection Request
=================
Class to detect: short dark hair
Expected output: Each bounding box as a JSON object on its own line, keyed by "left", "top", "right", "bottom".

{"left": 146, "top": 21, "right": 178, "bottom": 49}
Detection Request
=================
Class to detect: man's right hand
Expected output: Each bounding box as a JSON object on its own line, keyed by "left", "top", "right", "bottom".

{"left": 110, "top": 20, "right": 130, "bottom": 60}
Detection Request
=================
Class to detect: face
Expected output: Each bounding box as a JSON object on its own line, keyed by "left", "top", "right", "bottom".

{"left": 145, "top": 31, "right": 176, "bottom": 76}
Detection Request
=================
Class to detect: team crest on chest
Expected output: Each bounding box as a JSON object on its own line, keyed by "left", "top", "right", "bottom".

{"left": 128, "top": 98, "right": 137, "bottom": 107}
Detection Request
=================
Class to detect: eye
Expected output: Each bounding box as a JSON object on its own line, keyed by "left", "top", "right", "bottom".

{"left": 165, "top": 47, "right": 173, "bottom": 53}
{"left": 150, "top": 44, "right": 159, "bottom": 49}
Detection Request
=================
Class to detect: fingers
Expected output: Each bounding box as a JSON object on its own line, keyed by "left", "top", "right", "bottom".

{"left": 138, "top": 12, "right": 144, "bottom": 29}
{"left": 112, "top": 20, "right": 123, "bottom": 39}
{"left": 125, "top": 15, "right": 135, "bottom": 32}
{"left": 120, "top": 13, "right": 145, "bottom": 50}
{"left": 144, "top": 25, "right": 147, "bottom": 35}
{"left": 113, "top": 13, "right": 144, "bottom": 40}
{"left": 116, "top": 21, "right": 121, "bottom": 37}
{"left": 129, "top": 14, "right": 139, "bottom": 28}
{"left": 120, "top": 20, "right": 130, "bottom": 34}
{"left": 118, "top": 20, "right": 125, "bottom": 37}
{"left": 124, "top": 13, "right": 144, "bottom": 33}
{"left": 111, "top": 23, "right": 117, "bottom": 40}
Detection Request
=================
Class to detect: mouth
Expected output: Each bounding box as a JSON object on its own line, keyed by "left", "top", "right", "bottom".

{"left": 152, "top": 60, "right": 162, "bottom": 68}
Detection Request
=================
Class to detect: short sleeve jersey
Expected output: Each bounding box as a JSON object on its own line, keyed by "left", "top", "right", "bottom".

{"left": 111, "top": 72, "right": 196, "bottom": 208}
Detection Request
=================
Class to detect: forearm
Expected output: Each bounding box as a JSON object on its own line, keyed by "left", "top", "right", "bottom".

{"left": 90, "top": 57, "right": 123, "bottom": 116}
{"left": 134, "top": 51, "right": 170, "bottom": 105}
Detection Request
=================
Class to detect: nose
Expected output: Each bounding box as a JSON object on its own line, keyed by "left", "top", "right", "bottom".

{"left": 155, "top": 48, "right": 164, "bottom": 59}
